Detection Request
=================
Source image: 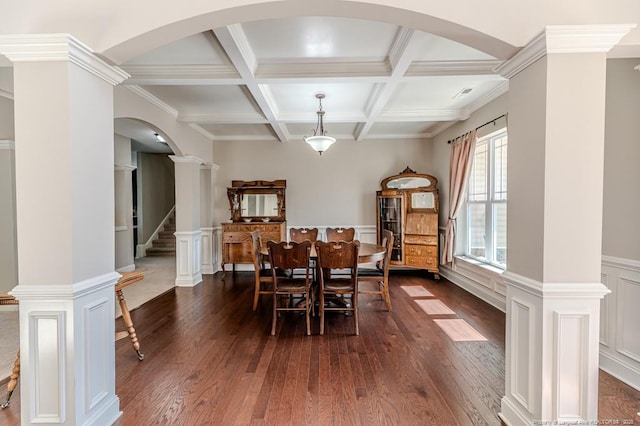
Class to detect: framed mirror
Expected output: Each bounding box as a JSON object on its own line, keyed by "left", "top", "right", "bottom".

{"left": 380, "top": 167, "right": 438, "bottom": 212}
{"left": 381, "top": 167, "right": 437, "bottom": 192}
{"left": 227, "top": 180, "right": 286, "bottom": 222}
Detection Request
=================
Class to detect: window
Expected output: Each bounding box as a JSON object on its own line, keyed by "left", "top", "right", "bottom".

{"left": 466, "top": 129, "right": 507, "bottom": 268}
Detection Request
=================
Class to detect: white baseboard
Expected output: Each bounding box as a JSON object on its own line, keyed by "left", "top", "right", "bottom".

{"left": 116, "top": 264, "right": 136, "bottom": 273}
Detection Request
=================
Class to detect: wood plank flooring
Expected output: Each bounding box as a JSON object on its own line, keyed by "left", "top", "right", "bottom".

{"left": 1, "top": 270, "right": 639, "bottom": 425}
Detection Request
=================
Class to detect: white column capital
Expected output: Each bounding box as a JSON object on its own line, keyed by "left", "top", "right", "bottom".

{"left": 495, "top": 24, "right": 636, "bottom": 78}
{"left": 169, "top": 154, "right": 206, "bottom": 165}
{"left": 0, "top": 140, "right": 15, "bottom": 150}
{"left": 0, "top": 33, "right": 129, "bottom": 85}
{"left": 114, "top": 164, "right": 136, "bottom": 172}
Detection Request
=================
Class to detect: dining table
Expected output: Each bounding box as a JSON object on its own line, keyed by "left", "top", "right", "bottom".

{"left": 260, "top": 241, "right": 386, "bottom": 264}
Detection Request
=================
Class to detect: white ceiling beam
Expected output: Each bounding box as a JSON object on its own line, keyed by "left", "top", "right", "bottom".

{"left": 377, "top": 109, "right": 469, "bottom": 122}
{"left": 213, "top": 25, "right": 289, "bottom": 142}
{"left": 355, "top": 27, "right": 417, "bottom": 141}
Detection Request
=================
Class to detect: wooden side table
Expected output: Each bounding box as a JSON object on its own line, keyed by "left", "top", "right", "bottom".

{"left": 115, "top": 271, "right": 146, "bottom": 361}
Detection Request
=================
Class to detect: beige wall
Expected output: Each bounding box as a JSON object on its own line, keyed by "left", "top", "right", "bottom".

{"left": 0, "top": 144, "right": 17, "bottom": 293}
{"left": 213, "top": 138, "right": 433, "bottom": 227}
{"left": 603, "top": 59, "right": 640, "bottom": 261}
{"left": 138, "top": 153, "right": 175, "bottom": 243}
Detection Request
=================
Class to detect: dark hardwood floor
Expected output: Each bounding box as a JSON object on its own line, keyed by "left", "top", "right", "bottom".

{"left": 1, "top": 271, "right": 639, "bottom": 425}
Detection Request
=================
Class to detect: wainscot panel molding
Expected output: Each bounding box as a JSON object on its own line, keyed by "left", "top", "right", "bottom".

{"left": 214, "top": 225, "right": 376, "bottom": 272}
{"left": 200, "top": 227, "right": 215, "bottom": 274}
{"left": 10, "top": 272, "right": 121, "bottom": 425}
{"left": 600, "top": 255, "right": 640, "bottom": 391}
{"left": 175, "top": 230, "right": 202, "bottom": 287}
{"left": 500, "top": 272, "right": 609, "bottom": 425}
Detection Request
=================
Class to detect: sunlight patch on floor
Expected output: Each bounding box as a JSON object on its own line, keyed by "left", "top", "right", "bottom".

{"left": 434, "top": 319, "right": 487, "bottom": 342}
{"left": 400, "top": 286, "right": 433, "bottom": 297}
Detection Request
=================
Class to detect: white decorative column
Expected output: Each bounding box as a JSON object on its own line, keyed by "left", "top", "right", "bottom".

{"left": 0, "top": 140, "right": 18, "bottom": 295}
{"left": 0, "top": 35, "right": 128, "bottom": 425}
{"left": 200, "top": 163, "right": 214, "bottom": 274}
{"left": 170, "top": 155, "right": 203, "bottom": 286}
{"left": 495, "top": 25, "right": 633, "bottom": 425}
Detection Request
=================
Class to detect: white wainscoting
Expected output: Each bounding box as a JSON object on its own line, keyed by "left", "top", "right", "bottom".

{"left": 600, "top": 256, "right": 640, "bottom": 391}
{"left": 215, "top": 225, "right": 377, "bottom": 272}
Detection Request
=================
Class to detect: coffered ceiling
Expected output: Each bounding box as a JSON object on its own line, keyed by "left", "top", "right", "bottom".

{"left": 117, "top": 16, "right": 508, "bottom": 149}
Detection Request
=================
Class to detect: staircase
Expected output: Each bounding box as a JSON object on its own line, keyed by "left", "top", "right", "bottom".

{"left": 145, "top": 213, "right": 176, "bottom": 257}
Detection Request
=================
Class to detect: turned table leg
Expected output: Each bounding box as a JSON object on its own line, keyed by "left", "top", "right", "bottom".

{"left": 116, "top": 289, "right": 144, "bottom": 361}
{"left": 1, "top": 350, "right": 20, "bottom": 409}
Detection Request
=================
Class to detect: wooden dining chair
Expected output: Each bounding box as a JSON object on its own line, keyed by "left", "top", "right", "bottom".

{"left": 289, "top": 227, "right": 319, "bottom": 243}
{"left": 357, "top": 229, "right": 394, "bottom": 311}
{"left": 267, "top": 240, "right": 313, "bottom": 336}
{"left": 289, "top": 227, "right": 319, "bottom": 278}
{"left": 316, "top": 240, "right": 361, "bottom": 335}
{"left": 325, "top": 227, "right": 355, "bottom": 242}
{"left": 250, "top": 230, "right": 287, "bottom": 311}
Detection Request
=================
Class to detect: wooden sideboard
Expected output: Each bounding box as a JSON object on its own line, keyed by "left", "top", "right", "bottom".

{"left": 221, "top": 222, "right": 286, "bottom": 272}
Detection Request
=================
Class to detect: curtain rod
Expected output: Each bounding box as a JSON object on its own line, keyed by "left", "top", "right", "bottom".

{"left": 447, "top": 114, "right": 506, "bottom": 144}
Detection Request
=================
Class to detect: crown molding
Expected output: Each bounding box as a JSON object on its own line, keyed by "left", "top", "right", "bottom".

{"left": 169, "top": 154, "right": 206, "bottom": 165}
{"left": 256, "top": 61, "right": 391, "bottom": 79}
{"left": 364, "top": 132, "right": 431, "bottom": 140}
{"left": 114, "top": 164, "right": 136, "bottom": 171}
{"left": 178, "top": 113, "right": 267, "bottom": 124}
{"left": 121, "top": 64, "right": 241, "bottom": 84}
{"left": 125, "top": 85, "right": 178, "bottom": 118}
{"left": 406, "top": 60, "right": 504, "bottom": 76}
{"left": 211, "top": 134, "right": 278, "bottom": 141}
{"left": 0, "top": 140, "right": 15, "bottom": 150}
{"left": 0, "top": 34, "right": 129, "bottom": 85}
{"left": 377, "top": 109, "right": 468, "bottom": 122}
{"left": 496, "top": 24, "right": 636, "bottom": 79}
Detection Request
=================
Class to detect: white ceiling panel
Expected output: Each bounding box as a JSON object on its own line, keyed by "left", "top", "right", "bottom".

{"left": 141, "top": 84, "right": 260, "bottom": 115}
{"left": 385, "top": 76, "right": 504, "bottom": 110}
{"left": 241, "top": 17, "right": 398, "bottom": 61}
{"left": 110, "top": 16, "right": 510, "bottom": 147}
{"left": 124, "top": 32, "right": 230, "bottom": 65}
{"left": 412, "top": 32, "right": 497, "bottom": 61}
{"left": 268, "top": 82, "right": 374, "bottom": 116}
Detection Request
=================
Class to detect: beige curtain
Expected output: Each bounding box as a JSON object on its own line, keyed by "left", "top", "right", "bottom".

{"left": 442, "top": 129, "right": 477, "bottom": 264}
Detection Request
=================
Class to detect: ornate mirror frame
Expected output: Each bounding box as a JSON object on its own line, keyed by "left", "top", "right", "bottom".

{"left": 227, "top": 180, "right": 286, "bottom": 223}
{"left": 380, "top": 167, "right": 439, "bottom": 213}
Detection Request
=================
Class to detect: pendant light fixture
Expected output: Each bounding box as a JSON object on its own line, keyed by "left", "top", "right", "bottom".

{"left": 304, "top": 94, "right": 336, "bottom": 155}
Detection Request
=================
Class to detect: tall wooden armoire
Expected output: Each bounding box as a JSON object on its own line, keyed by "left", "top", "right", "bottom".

{"left": 377, "top": 167, "right": 440, "bottom": 279}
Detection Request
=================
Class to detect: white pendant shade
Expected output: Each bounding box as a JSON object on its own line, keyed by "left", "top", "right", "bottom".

{"left": 304, "top": 94, "right": 336, "bottom": 155}
{"left": 305, "top": 135, "right": 336, "bottom": 155}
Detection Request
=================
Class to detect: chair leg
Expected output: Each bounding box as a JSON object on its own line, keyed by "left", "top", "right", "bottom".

{"left": 271, "top": 292, "right": 277, "bottom": 336}
{"left": 382, "top": 279, "right": 392, "bottom": 312}
{"left": 305, "top": 294, "right": 311, "bottom": 336}
{"left": 1, "top": 350, "right": 20, "bottom": 409}
{"left": 353, "top": 293, "right": 359, "bottom": 336}
{"left": 253, "top": 278, "right": 261, "bottom": 311}
{"left": 319, "top": 291, "right": 325, "bottom": 335}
